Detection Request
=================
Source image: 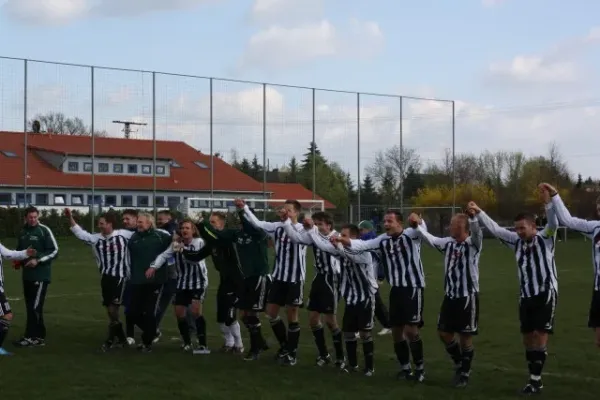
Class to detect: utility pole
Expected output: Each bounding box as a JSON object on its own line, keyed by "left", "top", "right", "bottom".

{"left": 112, "top": 120, "right": 147, "bottom": 139}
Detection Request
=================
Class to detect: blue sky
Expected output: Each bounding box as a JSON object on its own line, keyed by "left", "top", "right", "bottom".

{"left": 1, "top": 0, "right": 600, "bottom": 179}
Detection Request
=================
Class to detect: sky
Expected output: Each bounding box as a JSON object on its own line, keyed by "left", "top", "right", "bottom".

{"left": 1, "top": 0, "right": 599, "bottom": 182}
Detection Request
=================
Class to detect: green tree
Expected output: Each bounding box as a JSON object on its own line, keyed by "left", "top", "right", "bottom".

{"left": 287, "top": 156, "right": 299, "bottom": 183}
{"left": 239, "top": 158, "right": 251, "bottom": 176}
{"left": 28, "top": 112, "right": 107, "bottom": 136}
{"left": 360, "top": 175, "right": 379, "bottom": 204}
{"left": 250, "top": 155, "right": 262, "bottom": 180}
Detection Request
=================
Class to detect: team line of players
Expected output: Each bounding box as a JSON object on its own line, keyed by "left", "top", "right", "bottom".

{"left": 1, "top": 183, "right": 599, "bottom": 395}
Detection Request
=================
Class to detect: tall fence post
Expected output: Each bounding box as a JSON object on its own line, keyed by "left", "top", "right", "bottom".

{"left": 451, "top": 100, "right": 456, "bottom": 214}
{"left": 356, "top": 92, "right": 361, "bottom": 222}
{"left": 312, "top": 88, "right": 316, "bottom": 201}
{"left": 209, "top": 78, "right": 214, "bottom": 204}
{"left": 23, "top": 60, "right": 28, "bottom": 204}
{"left": 152, "top": 72, "right": 157, "bottom": 218}
{"left": 90, "top": 66, "right": 95, "bottom": 231}
{"left": 262, "top": 83, "right": 267, "bottom": 219}
{"left": 399, "top": 96, "right": 404, "bottom": 215}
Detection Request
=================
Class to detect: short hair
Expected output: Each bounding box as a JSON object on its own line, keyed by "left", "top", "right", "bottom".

{"left": 99, "top": 212, "right": 118, "bottom": 226}
{"left": 514, "top": 212, "right": 536, "bottom": 224}
{"left": 285, "top": 199, "right": 302, "bottom": 213}
{"left": 157, "top": 210, "right": 172, "bottom": 217}
{"left": 137, "top": 212, "right": 156, "bottom": 228}
{"left": 341, "top": 224, "right": 360, "bottom": 238}
{"left": 179, "top": 218, "right": 199, "bottom": 237}
{"left": 24, "top": 206, "right": 38, "bottom": 215}
{"left": 385, "top": 209, "right": 403, "bottom": 222}
{"left": 122, "top": 209, "right": 138, "bottom": 217}
{"left": 452, "top": 213, "right": 470, "bottom": 230}
{"left": 312, "top": 211, "right": 333, "bottom": 226}
{"left": 210, "top": 211, "right": 227, "bottom": 221}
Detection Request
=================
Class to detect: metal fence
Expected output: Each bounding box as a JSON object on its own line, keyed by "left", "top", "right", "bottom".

{"left": 0, "top": 56, "right": 456, "bottom": 223}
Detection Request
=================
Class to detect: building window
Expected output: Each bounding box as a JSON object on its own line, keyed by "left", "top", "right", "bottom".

{"left": 141, "top": 165, "right": 152, "bottom": 175}
{"left": 98, "top": 163, "right": 109, "bottom": 173}
{"left": 87, "top": 195, "right": 102, "bottom": 205}
{"left": 156, "top": 166, "right": 166, "bottom": 175}
{"left": 53, "top": 194, "right": 66, "bottom": 205}
{"left": 83, "top": 162, "right": 93, "bottom": 172}
{"left": 71, "top": 195, "right": 84, "bottom": 205}
{"left": 68, "top": 161, "right": 79, "bottom": 172}
{"left": 194, "top": 161, "right": 209, "bottom": 169}
{"left": 0, "top": 193, "right": 12, "bottom": 205}
{"left": 137, "top": 195, "right": 149, "bottom": 207}
{"left": 1, "top": 150, "right": 17, "bottom": 158}
{"left": 16, "top": 193, "right": 32, "bottom": 205}
{"left": 113, "top": 163, "right": 123, "bottom": 173}
{"left": 105, "top": 195, "right": 117, "bottom": 206}
{"left": 167, "top": 196, "right": 180, "bottom": 209}
{"left": 155, "top": 196, "right": 165, "bottom": 207}
{"left": 36, "top": 193, "right": 49, "bottom": 205}
{"left": 127, "top": 164, "right": 138, "bottom": 174}
{"left": 121, "top": 195, "right": 133, "bottom": 207}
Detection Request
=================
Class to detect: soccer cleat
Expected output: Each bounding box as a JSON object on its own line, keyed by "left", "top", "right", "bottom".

{"left": 181, "top": 343, "right": 192, "bottom": 352}
{"left": 521, "top": 380, "right": 543, "bottom": 395}
{"left": 138, "top": 345, "right": 152, "bottom": 353}
{"left": 243, "top": 351, "right": 260, "bottom": 361}
{"left": 454, "top": 374, "right": 469, "bottom": 388}
{"left": 13, "top": 337, "right": 33, "bottom": 347}
{"left": 152, "top": 330, "right": 162, "bottom": 344}
{"left": 335, "top": 358, "right": 346, "bottom": 370}
{"left": 316, "top": 354, "right": 332, "bottom": 367}
{"left": 377, "top": 328, "right": 392, "bottom": 336}
{"left": 100, "top": 341, "right": 112, "bottom": 353}
{"left": 232, "top": 345, "right": 245, "bottom": 354}
{"left": 275, "top": 347, "right": 289, "bottom": 361}
{"left": 0, "top": 347, "right": 13, "bottom": 356}
{"left": 397, "top": 369, "right": 413, "bottom": 381}
{"left": 342, "top": 364, "right": 359, "bottom": 373}
{"left": 219, "top": 345, "right": 234, "bottom": 353}
{"left": 283, "top": 354, "right": 297, "bottom": 366}
{"left": 193, "top": 346, "right": 211, "bottom": 355}
{"left": 364, "top": 369, "right": 375, "bottom": 377}
{"left": 126, "top": 337, "right": 136, "bottom": 346}
{"left": 413, "top": 370, "right": 425, "bottom": 383}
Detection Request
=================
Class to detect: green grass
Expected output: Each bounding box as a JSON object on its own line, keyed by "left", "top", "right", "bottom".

{"left": 1, "top": 237, "right": 600, "bottom": 399}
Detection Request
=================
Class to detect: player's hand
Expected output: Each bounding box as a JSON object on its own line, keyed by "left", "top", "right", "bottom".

{"left": 145, "top": 268, "right": 156, "bottom": 279}
{"left": 277, "top": 208, "right": 288, "bottom": 221}
{"left": 25, "top": 258, "right": 38, "bottom": 268}
{"left": 539, "top": 182, "right": 558, "bottom": 196}
{"left": 467, "top": 201, "right": 481, "bottom": 214}
{"left": 465, "top": 207, "right": 476, "bottom": 218}
{"left": 234, "top": 198, "right": 245, "bottom": 209}
{"left": 172, "top": 242, "right": 184, "bottom": 253}
{"left": 25, "top": 247, "right": 36, "bottom": 257}
{"left": 12, "top": 260, "right": 21, "bottom": 270}
{"left": 408, "top": 213, "right": 420, "bottom": 228}
{"left": 537, "top": 183, "right": 551, "bottom": 204}
{"left": 303, "top": 217, "right": 314, "bottom": 229}
{"left": 64, "top": 208, "right": 71, "bottom": 218}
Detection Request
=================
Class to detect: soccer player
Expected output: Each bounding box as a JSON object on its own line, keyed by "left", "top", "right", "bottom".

{"left": 121, "top": 209, "right": 139, "bottom": 345}
{"left": 359, "top": 220, "right": 391, "bottom": 336}
{"left": 239, "top": 198, "right": 307, "bottom": 366}
{"left": 0, "top": 243, "right": 36, "bottom": 355}
{"left": 541, "top": 182, "right": 600, "bottom": 348}
{"left": 150, "top": 219, "right": 211, "bottom": 354}
{"left": 408, "top": 210, "right": 482, "bottom": 388}
{"left": 282, "top": 211, "right": 344, "bottom": 367}
{"left": 13, "top": 206, "right": 59, "bottom": 348}
{"left": 470, "top": 186, "right": 558, "bottom": 395}
{"left": 66, "top": 208, "right": 134, "bottom": 351}
{"left": 337, "top": 210, "right": 427, "bottom": 382}
{"left": 184, "top": 208, "right": 270, "bottom": 360}
{"left": 128, "top": 212, "right": 172, "bottom": 352}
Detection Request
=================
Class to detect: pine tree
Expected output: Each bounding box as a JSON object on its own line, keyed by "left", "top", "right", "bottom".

{"left": 250, "top": 155, "right": 262, "bottom": 179}
{"left": 361, "top": 174, "right": 378, "bottom": 204}
{"left": 239, "top": 158, "right": 251, "bottom": 175}
{"left": 345, "top": 173, "right": 356, "bottom": 202}
{"left": 288, "top": 156, "right": 299, "bottom": 183}
{"left": 380, "top": 168, "right": 396, "bottom": 206}
{"left": 301, "top": 141, "right": 326, "bottom": 171}
{"left": 576, "top": 174, "right": 583, "bottom": 189}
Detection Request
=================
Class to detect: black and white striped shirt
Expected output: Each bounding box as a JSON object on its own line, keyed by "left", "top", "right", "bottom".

{"left": 243, "top": 206, "right": 306, "bottom": 283}
{"left": 416, "top": 219, "right": 483, "bottom": 298}
{"left": 477, "top": 208, "right": 558, "bottom": 298}
{"left": 0, "top": 243, "right": 29, "bottom": 285}
{"left": 348, "top": 223, "right": 426, "bottom": 288}
{"left": 71, "top": 225, "right": 134, "bottom": 279}
{"left": 283, "top": 222, "right": 341, "bottom": 276}
{"left": 552, "top": 194, "right": 600, "bottom": 291}
{"left": 152, "top": 238, "right": 209, "bottom": 291}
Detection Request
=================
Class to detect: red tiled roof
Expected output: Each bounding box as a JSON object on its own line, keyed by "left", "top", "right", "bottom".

{"left": 265, "top": 183, "right": 336, "bottom": 209}
{"left": 0, "top": 131, "right": 263, "bottom": 193}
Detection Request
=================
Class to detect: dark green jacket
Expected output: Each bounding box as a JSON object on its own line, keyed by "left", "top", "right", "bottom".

{"left": 16, "top": 223, "right": 58, "bottom": 282}
{"left": 128, "top": 228, "right": 171, "bottom": 285}
{"left": 192, "top": 218, "right": 242, "bottom": 282}
{"left": 188, "top": 215, "right": 269, "bottom": 278}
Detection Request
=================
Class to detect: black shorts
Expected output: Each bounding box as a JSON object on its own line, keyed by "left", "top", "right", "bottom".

{"left": 519, "top": 289, "right": 557, "bottom": 334}
{"left": 239, "top": 275, "right": 270, "bottom": 312}
{"left": 588, "top": 290, "right": 600, "bottom": 328}
{"left": 343, "top": 297, "right": 375, "bottom": 332}
{"left": 0, "top": 286, "right": 11, "bottom": 316}
{"left": 216, "top": 278, "right": 241, "bottom": 324}
{"left": 307, "top": 273, "right": 338, "bottom": 315}
{"left": 267, "top": 279, "right": 304, "bottom": 308}
{"left": 438, "top": 293, "right": 479, "bottom": 335}
{"left": 101, "top": 275, "right": 126, "bottom": 307}
{"left": 174, "top": 288, "right": 206, "bottom": 306}
{"left": 389, "top": 286, "right": 424, "bottom": 328}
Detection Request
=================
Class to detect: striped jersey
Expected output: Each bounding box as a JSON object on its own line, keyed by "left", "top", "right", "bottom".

{"left": 283, "top": 222, "right": 341, "bottom": 276}
{"left": 71, "top": 225, "right": 134, "bottom": 279}
{"left": 552, "top": 194, "right": 600, "bottom": 291}
{"left": 243, "top": 206, "right": 306, "bottom": 283}
{"left": 477, "top": 208, "right": 558, "bottom": 298}
{"left": 152, "top": 238, "right": 209, "bottom": 291}
{"left": 416, "top": 219, "right": 483, "bottom": 298}
{"left": 0, "top": 243, "right": 29, "bottom": 284}
{"left": 348, "top": 225, "right": 425, "bottom": 288}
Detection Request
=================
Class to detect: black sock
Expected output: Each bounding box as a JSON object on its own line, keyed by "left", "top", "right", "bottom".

{"left": 312, "top": 325, "right": 328, "bottom": 357}
{"left": 0, "top": 318, "right": 10, "bottom": 348}
{"left": 269, "top": 317, "right": 287, "bottom": 347}
{"left": 125, "top": 314, "right": 135, "bottom": 338}
{"left": 362, "top": 336, "right": 374, "bottom": 371}
{"left": 460, "top": 346, "right": 474, "bottom": 375}
{"left": 526, "top": 348, "right": 547, "bottom": 381}
{"left": 245, "top": 316, "right": 264, "bottom": 353}
{"left": 410, "top": 335, "right": 424, "bottom": 371}
{"left": 105, "top": 323, "right": 115, "bottom": 345}
{"left": 345, "top": 335, "right": 358, "bottom": 367}
{"left": 394, "top": 340, "right": 411, "bottom": 370}
{"left": 445, "top": 339, "right": 462, "bottom": 368}
{"left": 287, "top": 322, "right": 300, "bottom": 357}
{"left": 331, "top": 328, "right": 344, "bottom": 361}
{"left": 178, "top": 318, "right": 192, "bottom": 345}
{"left": 195, "top": 316, "right": 207, "bottom": 347}
{"left": 112, "top": 321, "right": 126, "bottom": 343}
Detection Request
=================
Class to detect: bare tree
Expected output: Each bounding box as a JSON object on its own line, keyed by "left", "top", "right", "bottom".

{"left": 28, "top": 112, "right": 107, "bottom": 136}
{"left": 366, "top": 146, "right": 421, "bottom": 197}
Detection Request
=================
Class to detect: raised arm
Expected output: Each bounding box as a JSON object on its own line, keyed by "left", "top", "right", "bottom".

{"left": 0, "top": 243, "right": 30, "bottom": 260}
{"left": 306, "top": 228, "right": 341, "bottom": 255}
{"left": 468, "top": 217, "right": 483, "bottom": 251}
{"left": 203, "top": 221, "right": 237, "bottom": 242}
{"left": 476, "top": 210, "right": 518, "bottom": 247}
{"left": 283, "top": 219, "right": 313, "bottom": 245}
{"left": 540, "top": 202, "right": 559, "bottom": 239}
{"left": 242, "top": 205, "right": 281, "bottom": 237}
{"left": 70, "top": 224, "right": 98, "bottom": 245}
{"left": 414, "top": 225, "right": 452, "bottom": 252}
{"left": 551, "top": 193, "right": 599, "bottom": 237}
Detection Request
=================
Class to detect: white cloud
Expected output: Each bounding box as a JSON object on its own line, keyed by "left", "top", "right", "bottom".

{"left": 240, "top": 18, "right": 384, "bottom": 70}
{"left": 250, "top": 0, "right": 324, "bottom": 25}
{"left": 2, "top": 0, "right": 217, "bottom": 25}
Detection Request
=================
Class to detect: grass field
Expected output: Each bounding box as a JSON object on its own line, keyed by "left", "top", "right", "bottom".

{"left": 1, "top": 237, "right": 599, "bottom": 400}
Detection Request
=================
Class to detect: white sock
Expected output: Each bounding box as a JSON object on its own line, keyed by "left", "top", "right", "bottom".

{"left": 230, "top": 321, "right": 243, "bottom": 347}
{"left": 220, "top": 323, "right": 234, "bottom": 347}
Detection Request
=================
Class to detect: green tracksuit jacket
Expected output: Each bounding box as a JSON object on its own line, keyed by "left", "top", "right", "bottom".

{"left": 127, "top": 228, "right": 172, "bottom": 285}
{"left": 16, "top": 223, "right": 59, "bottom": 282}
